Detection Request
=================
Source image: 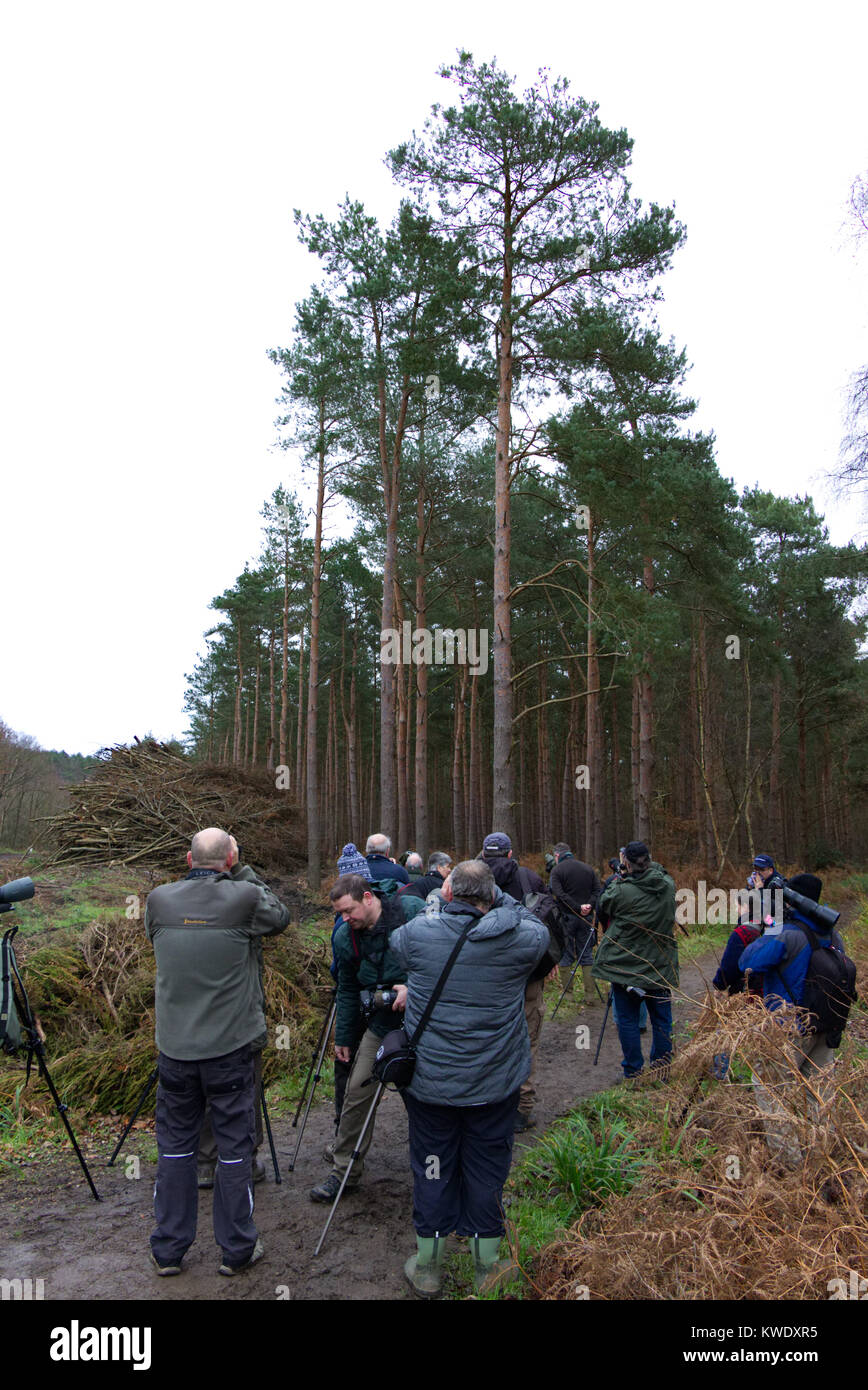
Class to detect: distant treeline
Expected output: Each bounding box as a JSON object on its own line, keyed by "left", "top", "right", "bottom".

{"left": 0, "top": 721, "right": 97, "bottom": 849}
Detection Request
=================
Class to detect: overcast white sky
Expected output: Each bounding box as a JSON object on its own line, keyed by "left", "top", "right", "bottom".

{"left": 2, "top": 0, "right": 866, "bottom": 755}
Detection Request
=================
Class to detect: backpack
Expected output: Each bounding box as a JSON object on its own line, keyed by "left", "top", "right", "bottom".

{"left": 800, "top": 924, "right": 858, "bottom": 1046}
{"left": 516, "top": 866, "right": 565, "bottom": 981}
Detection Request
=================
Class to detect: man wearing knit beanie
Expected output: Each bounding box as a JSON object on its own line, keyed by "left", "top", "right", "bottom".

{"left": 337, "top": 844, "right": 372, "bottom": 879}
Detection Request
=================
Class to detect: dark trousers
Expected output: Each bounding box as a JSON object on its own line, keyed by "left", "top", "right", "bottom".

{"left": 198, "top": 1048, "right": 263, "bottom": 1162}
{"left": 402, "top": 1089, "right": 520, "bottom": 1239}
{"left": 559, "top": 914, "right": 596, "bottom": 967}
{"left": 151, "top": 1044, "right": 258, "bottom": 1267}
{"left": 611, "top": 985, "right": 672, "bottom": 1077}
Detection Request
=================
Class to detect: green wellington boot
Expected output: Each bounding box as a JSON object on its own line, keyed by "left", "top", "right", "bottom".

{"left": 582, "top": 966, "right": 602, "bottom": 1006}
{"left": 404, "top": 1234, "right": 445, "bottom": 1298}
{"left": 471, "top": 1236, "right": 519, "bottom": 1294}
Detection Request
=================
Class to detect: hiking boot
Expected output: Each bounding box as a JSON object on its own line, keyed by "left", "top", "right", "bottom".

{"left": 150, "top": 1250, "right": 183, "bottom": 1277}
{"left": 218, "top": 1236, "right": 264, "bottom": 1276}
{"left": 253, "top": 1156, "right": 267, "bottom": 1184}
{"left": 471, "top": 1236, "right": 519, "bottom": 1293}
{"left": 404, "top": 1234, "right": 445, "bottom": 1298}
{"left": 197, "top": 1164, "right": 215, "bottom": 1189}
{"left": 309, "top": 1172, "right": 358, "bottom": 1203}
{"left": 514, "top": 1112, "right": 536, "bottom": 1132}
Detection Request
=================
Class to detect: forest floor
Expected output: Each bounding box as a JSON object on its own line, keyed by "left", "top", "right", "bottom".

{"left": 0, "top": 947, "right": 722, "bottom": 1303}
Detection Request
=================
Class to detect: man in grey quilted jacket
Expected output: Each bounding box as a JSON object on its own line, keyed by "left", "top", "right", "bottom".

{"left": 389, "top": 859, "right": 552, "bottom": 1298}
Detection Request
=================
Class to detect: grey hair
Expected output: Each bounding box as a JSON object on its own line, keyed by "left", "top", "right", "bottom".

{"left": 406, "top": 852, "right": 423, "bottom": 871}
{"left": 450, "top": 860, "right": 495, "bottom": 908}
{"left": 428, "top": 851, "right": 452, "bottom": 872}
{"left": 365, "top": 833, "right": 391, "bottom": 855}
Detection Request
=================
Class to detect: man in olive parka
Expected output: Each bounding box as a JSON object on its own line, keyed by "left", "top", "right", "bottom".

{"left": 592, "top": 840, "right": 678, "bottom": 1079}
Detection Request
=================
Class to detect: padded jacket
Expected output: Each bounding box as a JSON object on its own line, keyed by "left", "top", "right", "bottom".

{"left": 389, "top": 886, "right": 549, "bottom": 1106}
{"left": 592, "top": 862, "right": 679, "bottom": 991}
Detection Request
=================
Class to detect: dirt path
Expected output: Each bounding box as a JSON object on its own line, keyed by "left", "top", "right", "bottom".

{"left": 1, "top": 953, "right": 720, "bottom": 1302}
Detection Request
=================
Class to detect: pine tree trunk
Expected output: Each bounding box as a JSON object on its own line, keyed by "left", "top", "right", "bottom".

{"left": 414, "top": 501, "right": 429, "bottom": 863}
{"left": 492, "top": 215, "right": 516, "bottom": 837}
{"left": 306, "top": 417, "right": 325, "bottom": 887}
{"left": 280, "top": 536, "right": 289, "bottom": 770}
{"left": 296, "top": 624, "right": 305, "bottom": 803}
{"left": 452, "top": 668, "right": 467, "bottom": 855}
{"left": 585, "top": 517, "right": 604, "bottom": 865}
{"left": 266, "top": 628, "right": 276, "bottom": 771}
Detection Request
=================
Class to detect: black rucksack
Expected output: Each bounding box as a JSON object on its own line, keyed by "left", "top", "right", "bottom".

{"left": 800, "top": 924, "right": 858, "bottom": 1046}
{"left": 515, "top": 866, "right": 565, "bottom": 981}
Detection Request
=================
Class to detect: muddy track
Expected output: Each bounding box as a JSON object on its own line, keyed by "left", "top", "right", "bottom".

{"left": 0, "top": 951, "right": 721, "bottom": 1302}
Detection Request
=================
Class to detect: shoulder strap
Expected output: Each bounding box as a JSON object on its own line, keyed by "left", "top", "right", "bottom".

{"left": 408, "top": 918, "right": 474, "bottom": 1047}
{"left": 516, "top": 865, "right": 534, "bottom": 898}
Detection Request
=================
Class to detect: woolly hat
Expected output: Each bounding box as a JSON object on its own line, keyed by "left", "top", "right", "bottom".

{"left": 787, "top": 872, "right": 823, "bottom": 903}
{"left": 752, "top": 854, "right": 775, "bottom": 870}
{"left": 624, "top": 840, "right": 650, "bottom": 863}
{"left": 336, "top": 843, "right": 371, "bottom": 879}
{"left": 482, "top": 832, "right": 512, "bottom": 859}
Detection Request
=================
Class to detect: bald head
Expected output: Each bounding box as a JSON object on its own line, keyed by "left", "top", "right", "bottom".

{"left": 190, "top": 827, "right": 232, "bottom": 869}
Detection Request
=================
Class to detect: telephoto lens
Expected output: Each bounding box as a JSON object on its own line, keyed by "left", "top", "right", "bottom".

{"left": 0, "top": 877, "right": 35, "bottom": 908}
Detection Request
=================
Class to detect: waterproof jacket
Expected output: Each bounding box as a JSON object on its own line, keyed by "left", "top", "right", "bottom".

{"left": 145, "top": 868, "right": 290, "bottom": 1060}
{"left": 738, "top": 911, "right": 846, "bottom": 1017}
{"left": 592, "top": 862, "right": 679, "bottom": 991}
{"left": 389, "top": 885, "right": 550, "bottom": 1106}
{"left": 332, "top": 893, "right": 413, "bottom": 1045}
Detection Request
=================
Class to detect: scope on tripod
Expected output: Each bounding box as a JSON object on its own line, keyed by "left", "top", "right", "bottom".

{"left": 0, "top": 877, "right": 35, "bottom": 913}
{"left": 782, "top": 884, "right": 840, "bottom": 931}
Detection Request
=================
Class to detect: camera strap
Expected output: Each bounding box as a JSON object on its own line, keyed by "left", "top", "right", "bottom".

{"left": 408, "top": 917, "right": 475, "bottom": 1047}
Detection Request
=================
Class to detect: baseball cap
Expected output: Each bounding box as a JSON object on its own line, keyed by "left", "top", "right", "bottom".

{"left": 752, "top": 854, "right": 775, "bottom": 870}
{"left": 482, "top": 832, "right": 512, "bottom": 857}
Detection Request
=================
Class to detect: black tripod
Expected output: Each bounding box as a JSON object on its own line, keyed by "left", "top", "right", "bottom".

{"left": 107, "top": 1063, "right": 281, "bottom": 1183}
{"left": 1, "top": 922, "right": 101, "bottom": 1201}
{"left": 287, "top": 992, "right": 337, "bottom": 1172}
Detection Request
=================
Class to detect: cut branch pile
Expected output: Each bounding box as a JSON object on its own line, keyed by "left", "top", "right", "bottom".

{"left": 37, "top": 740, "right": 305, "bottom": 874}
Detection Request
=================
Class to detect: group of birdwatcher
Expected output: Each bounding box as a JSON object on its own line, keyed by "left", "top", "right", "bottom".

{"left": 143, "top": 825, "right": 856, "bottom": 1297}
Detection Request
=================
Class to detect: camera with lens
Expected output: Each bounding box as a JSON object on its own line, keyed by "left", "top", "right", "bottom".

{"left": 359, "top": 986, "right": 398, "bottom": 1024}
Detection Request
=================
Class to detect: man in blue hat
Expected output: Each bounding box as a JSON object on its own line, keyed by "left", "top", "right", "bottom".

{"left": 740, "top": 854, "right": 787, "bottom": 928}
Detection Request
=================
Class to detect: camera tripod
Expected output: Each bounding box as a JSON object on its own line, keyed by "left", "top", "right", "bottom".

{"left": 1, "top": 922, "right": 101, "bottom": 1201}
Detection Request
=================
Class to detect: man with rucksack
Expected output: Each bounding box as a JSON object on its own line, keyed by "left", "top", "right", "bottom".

{"left": 480, "top": 832, "right": 562, "bottom": 1131}
{"left": 738, "top": 873, "right": 856, "bottom": 1166}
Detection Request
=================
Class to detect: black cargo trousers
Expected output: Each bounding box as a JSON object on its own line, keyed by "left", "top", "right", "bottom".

{"left": 150, "top": 1043, "right": 258, "bottom": 1268}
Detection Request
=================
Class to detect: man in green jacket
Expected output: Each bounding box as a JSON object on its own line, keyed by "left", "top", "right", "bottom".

{"left": 309, "top": 872, "right": 417, "bottom": 1203}
{"left": 145, "top": 827, "right": 290, "bottom": 1276}
{"left": 592, "top": 840, "right": 678, "bottom": 1080}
